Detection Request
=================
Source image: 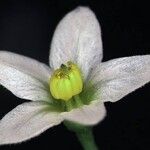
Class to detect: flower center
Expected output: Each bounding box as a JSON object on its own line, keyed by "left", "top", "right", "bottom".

{"left": 49, "top": 61, "right": 83, "bottom": 101}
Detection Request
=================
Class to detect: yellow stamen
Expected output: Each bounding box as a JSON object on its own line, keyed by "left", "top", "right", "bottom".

{"left": 49, "top": 61, "right": 83, "bottom": 101}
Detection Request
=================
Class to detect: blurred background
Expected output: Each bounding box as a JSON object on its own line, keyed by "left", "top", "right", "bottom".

{"left": 0, "top": 0, "right": 150, "bottom": 150}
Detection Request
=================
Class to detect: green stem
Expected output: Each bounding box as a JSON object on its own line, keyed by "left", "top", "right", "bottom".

{"left": 76, "top": 127, "right": 98, "bottom": 150}
{"left": 64, "top": 121, "right": 98, "bottom": 150}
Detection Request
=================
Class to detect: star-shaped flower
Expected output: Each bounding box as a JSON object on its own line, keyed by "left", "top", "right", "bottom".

{"left": 0, "top": 7, "right": 150, "bottom": 146}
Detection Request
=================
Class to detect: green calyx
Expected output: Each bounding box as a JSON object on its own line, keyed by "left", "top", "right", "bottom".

{"left": 50, "top": 82, "right": 97, "bottom": 112}
{"left": 48, "top": 61, "right": 97, "bottom": 112}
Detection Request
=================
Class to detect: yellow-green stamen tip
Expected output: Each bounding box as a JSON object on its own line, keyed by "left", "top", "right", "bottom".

{"left": 49, "top": 61, "right": 83, "bottom": 101}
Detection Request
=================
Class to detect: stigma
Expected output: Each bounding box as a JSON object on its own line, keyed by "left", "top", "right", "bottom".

{"left": 49, "top": 61, "right": 83, "bottom": 101}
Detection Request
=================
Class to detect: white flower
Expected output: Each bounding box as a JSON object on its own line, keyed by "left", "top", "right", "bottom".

{"left": 0, "top": 7, "right": 150, "bottom": 145}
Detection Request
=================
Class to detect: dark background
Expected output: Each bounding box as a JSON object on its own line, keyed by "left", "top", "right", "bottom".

{"left": 0, "top": 0, "right": 150, "bottom": 150}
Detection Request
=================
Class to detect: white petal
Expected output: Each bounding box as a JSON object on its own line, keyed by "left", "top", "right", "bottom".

{"left": 49, "top": 7, "right": 103, "bottom": 79}
{"left": 0, "top": 51, "right": 51, "bottom": 101}
{"left": 61, "top": 101, "right": 106, "bottom": 125}
{"left": 0, "top": 102, "right": 63, "bottom": 145}
{"left": 90, "top": 55, "right": 150, "bottom": 102}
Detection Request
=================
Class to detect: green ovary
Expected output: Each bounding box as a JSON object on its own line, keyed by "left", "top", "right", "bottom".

{"left": 49, "top": 62, "right": 83, "bottom": 101}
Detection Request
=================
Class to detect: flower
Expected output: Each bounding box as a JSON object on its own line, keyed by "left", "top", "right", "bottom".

{"left": 0, "top": 6, "right": 150, "bottom": 145}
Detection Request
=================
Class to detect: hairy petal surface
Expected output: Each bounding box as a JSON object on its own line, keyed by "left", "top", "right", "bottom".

{"left": 0, "top": 51, "right": 51, "bottom": 101}
{"left": 0, "top": 102, "right": 63, "bottom": 145}
{"left": 61, "top": 101, "right": 106, "bottom": 125}
{"left": 49, "top": 7, "right": 103, "bottom": 79}
{"left": 90, "top": 55, "right": 150, "bottom": 102}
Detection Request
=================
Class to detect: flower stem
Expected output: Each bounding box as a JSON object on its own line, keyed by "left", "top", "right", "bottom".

{"left": 64, "top": 121, "right": 98, "bottom": 150}
{"left": 76, "top": 127, "right": 98, "bottom": 150}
